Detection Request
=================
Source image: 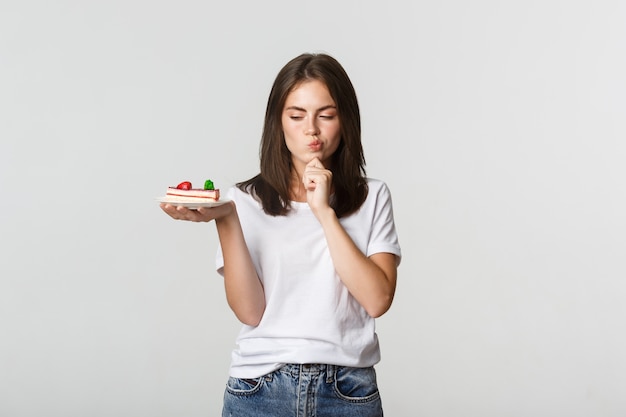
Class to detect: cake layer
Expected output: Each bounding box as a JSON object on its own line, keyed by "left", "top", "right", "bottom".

{"left": 166, "top": 187, "right": 220, "bottom": 200}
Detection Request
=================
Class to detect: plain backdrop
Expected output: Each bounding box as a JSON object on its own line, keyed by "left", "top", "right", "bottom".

{"left": 1, "top": 1, "right": 625, "bottom": 416}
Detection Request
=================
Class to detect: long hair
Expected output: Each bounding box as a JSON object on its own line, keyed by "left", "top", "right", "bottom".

{"left": 237, "top": 53, "right": 368, "bottom": 218}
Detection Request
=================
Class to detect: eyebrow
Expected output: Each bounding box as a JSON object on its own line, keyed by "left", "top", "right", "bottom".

{"left": 284, "top": 105, "right": 337, "bottom": 112}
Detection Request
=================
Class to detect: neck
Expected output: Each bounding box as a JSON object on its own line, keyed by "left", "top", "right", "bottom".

{"left": 289, "top": 169, "right": 306, "bottom": 202}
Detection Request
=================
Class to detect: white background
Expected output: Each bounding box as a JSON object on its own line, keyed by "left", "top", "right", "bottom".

{"left": 1, "top": 1, "right": 625, "bottom": 416}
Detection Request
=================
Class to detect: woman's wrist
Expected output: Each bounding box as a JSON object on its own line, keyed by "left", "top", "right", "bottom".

{"left": 314, "top": 206, "right": 338, "bottom": 226}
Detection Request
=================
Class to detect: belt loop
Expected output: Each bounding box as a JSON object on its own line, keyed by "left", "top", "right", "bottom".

{"left": 326, "top": 364, "right": 335, "bottom": 384}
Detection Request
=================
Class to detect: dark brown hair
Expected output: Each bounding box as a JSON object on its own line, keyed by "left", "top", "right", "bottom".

{"left": 237, "top": 53, "right": 368, "bottom": 217}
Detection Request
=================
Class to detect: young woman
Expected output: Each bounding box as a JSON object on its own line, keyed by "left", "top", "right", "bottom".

{"left": 161, "top": 52, "right": 401, "bottom": 417}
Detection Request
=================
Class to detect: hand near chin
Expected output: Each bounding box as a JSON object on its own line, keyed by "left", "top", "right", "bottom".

{"left": 303, "top": 158, "right": 333, "bottom": 214}
{"left": 160, "top": 201, "right": 234, "bottom": 222}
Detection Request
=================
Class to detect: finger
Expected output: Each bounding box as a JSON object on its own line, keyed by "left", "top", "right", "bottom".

{"left": 198, "top": 201, "right": 232, "bottom": 217}
{"left": 161, "top": 203, "right": 182, "bottom": 218}
{"left": 306, "top": 157, "right": 324, "bottom": 169}
{"left": 302, "top": 171, "right": 319, "bottom": 187}
{"left": 303, "top": 179, "right": 317, "bottom": 191}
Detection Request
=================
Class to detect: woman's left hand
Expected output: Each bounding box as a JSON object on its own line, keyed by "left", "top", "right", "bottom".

{"left": 303, "top": 157, "right": 333, "bottom": 214}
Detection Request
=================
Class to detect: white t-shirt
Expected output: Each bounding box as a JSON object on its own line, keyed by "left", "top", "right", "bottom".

{"left": 216, "top": 178, "right": 402, "bottom": 378}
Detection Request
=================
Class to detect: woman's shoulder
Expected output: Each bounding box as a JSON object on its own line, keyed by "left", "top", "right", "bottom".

{"left": 225, "top": 184, "right": 254, "bottom": 200}
{"left": 365, "top": 177, "right": 392, "bottom": 195}
{"left": 224, "top": 184, "right": 263, "bottom": 209}
{"left": 366, "top": 177, "right": 386, "bottom": 187}
{"left": 360, "top": 178, "right": 395, "bottom": 209}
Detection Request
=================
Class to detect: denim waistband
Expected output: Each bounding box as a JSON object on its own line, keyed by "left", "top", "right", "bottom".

{"left": 278, "top": 363, "right": 337, "bottom": 377}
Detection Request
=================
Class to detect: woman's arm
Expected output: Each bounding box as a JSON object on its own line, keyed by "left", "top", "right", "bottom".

{"left": 160, "top": 203, "right": 265, "bottom": 326}
{"left": 214, "top": 205, "right": 265, "bottom": 326}
{"left": 302, "top": 159, "right": 398, "bottom": 318}
{"left": 316, "top": 208, "right": 397, "bottom": 318}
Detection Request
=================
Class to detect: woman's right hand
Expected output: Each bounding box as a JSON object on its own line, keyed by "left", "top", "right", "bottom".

{"left": 160, "top": 201, "right": 235, "bottom": 223}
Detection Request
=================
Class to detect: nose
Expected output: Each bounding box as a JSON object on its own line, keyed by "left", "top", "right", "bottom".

{"left": 304, "top": 118, "right": 319, "bottom": 136}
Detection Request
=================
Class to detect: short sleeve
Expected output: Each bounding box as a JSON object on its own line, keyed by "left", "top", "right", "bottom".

{"left": 367, "top": 181, "right": 402, "bottom": 266}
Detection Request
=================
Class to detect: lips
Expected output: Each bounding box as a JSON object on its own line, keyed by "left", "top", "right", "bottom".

{"left": 308, "top": 140, "right": 322, "bottom": 150}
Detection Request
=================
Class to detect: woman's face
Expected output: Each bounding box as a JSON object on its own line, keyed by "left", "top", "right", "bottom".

{"left": 281, "top": 79, "right": 341, "bottom": 173}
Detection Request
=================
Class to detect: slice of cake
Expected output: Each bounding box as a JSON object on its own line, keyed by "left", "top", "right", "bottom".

{"left": 165, "top": 180, "right": 220, "bottom": 202}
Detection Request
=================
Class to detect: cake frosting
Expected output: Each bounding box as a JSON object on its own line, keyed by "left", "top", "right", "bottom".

{"left": 165, "top": 180, "right": 220, "bottom": 202}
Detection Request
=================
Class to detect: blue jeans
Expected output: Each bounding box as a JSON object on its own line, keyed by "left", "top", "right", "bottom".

{"left": 222, "top": 364, "right": 383, "bottom": 417}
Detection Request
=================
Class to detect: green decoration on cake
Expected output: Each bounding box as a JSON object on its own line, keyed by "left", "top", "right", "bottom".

{"left": 204, "top": 180, "right": 215, "bottom": 190}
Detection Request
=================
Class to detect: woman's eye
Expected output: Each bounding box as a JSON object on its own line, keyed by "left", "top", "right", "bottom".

{"left": 319, "top": 114, "right": 335, "bottom": 120}
{"left": 290, "top": 115, "right": 304, "bottom": 120}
